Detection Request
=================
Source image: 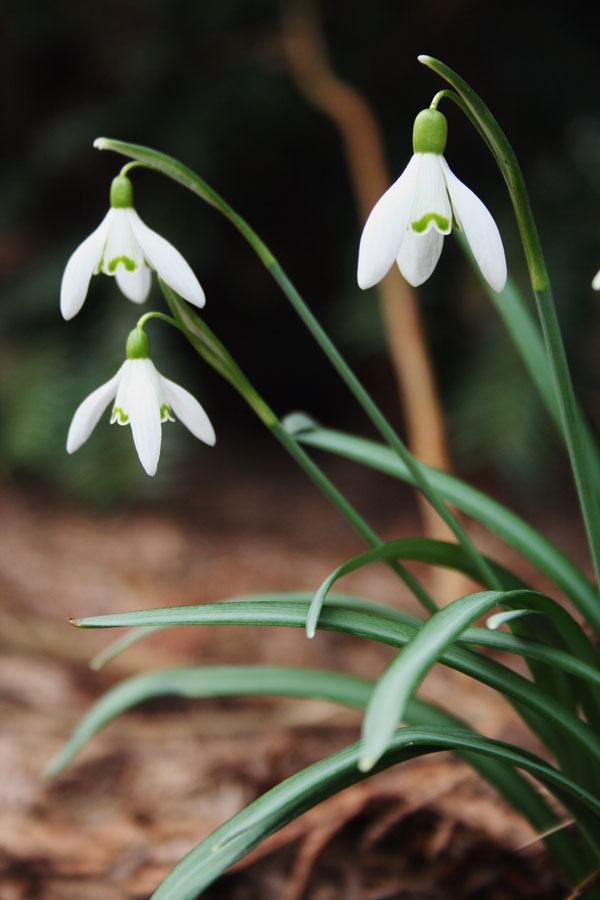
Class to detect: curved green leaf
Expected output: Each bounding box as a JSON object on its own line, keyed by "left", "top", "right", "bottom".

{"left": 289, "top": 422, "right": 600, "bottom": 631}
{"left": 90, "top": 591, "right": 422, "bottom": 670}
{"left": 48, "top": 659, "right": 575, "bottom": 868}
{"left": 72, "top": 601, "right": 600, "bottom": 768}
{"left": 87, "top": 591, "right": 600, "bottom": 697}
{"left": 306, "top": 536, "right": 528, "bottom": 637}
{"left": 359, "top": 591, "right": 533, "bottom": 770}
{"left": 148, "top": 727, "right": 600, "bottom": 899}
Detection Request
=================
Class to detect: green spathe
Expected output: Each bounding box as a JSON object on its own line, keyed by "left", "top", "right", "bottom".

{"left": 412, "top": 109, "right": 448, "bottom": 155}
{"left": 110, "top": 174, "right": 134, "bottom": 209}
{"left": 126, "top": 327, "right": 150, "bottom": 360}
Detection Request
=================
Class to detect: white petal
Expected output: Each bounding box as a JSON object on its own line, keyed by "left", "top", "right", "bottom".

{"left": 101, "top": 208, "right": 144, "bottom": 275}
{"left": 121, "top": 359, "right": 162, "bottom": 477}
{"left": 160, "top": 375, "right": 216, "bottom": 445}
{"left": 397, "top": 229, "right": 444, "bottom": 287}
{"left": 115, "top": 264, "right": 152, "bottom": 303}
{"left": 592, "top": 270, "right": 600, "bottom": 291}
{"left": 357, "top": 154, "right": 420, "bottom": 289}
{"left": 408, "top": 153, "right": 452, "bottom": 235}
{"left": 127, "top": 209, "right": 206, "bottom": 308}
{"left": 66, "top": 367, "right": 121, "bottom": 453}
{"left": 60, "top": 211, "right": 112, "bottom": 320}
{"left": 440, "top": 157, "right": 507, "bottom": 293}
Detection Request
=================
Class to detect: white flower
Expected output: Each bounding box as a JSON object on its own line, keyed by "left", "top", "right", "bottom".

{"left": 60, "top": 175, "right": 205, "bottom": 320}
{"left": 67, "top": 329, "right": 215, "bottom": 476}
{"left": 357, "top": 109, "right": 507, "bottom": 293}
{"left": 593, "top": 270, "right": 600, "bottom": 291}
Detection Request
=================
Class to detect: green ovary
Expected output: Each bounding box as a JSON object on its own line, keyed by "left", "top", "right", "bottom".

{"left": 107, "top": 256, "right": 136, "bottom": 273}
{"left": 411, "top": 212, "right": 450, "bottom": 234}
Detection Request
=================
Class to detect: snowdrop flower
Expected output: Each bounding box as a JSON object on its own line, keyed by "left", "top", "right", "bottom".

{"left": 593, "top": 270, "right": 600, "bottom": 291}
{"left": 67, "top": 327, "right": 215, "bottom": 476}
{"left": 60, "top": 174, "right": 205, "bottom": 320}
{"left": 357, "top": 109, "right": 507, "bottom": 293}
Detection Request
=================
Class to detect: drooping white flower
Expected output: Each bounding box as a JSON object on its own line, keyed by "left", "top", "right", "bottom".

{"left": 357, "top": 109, "right": 507, "bottom": 293}
{"left": 66, "top": 328, "right": 215, "bottom": 476}
{"left": 593, "top": 270, "right": 600, "bottom": 291}
{"left": 60, "top": 174, "right": 205, "bottom": 320}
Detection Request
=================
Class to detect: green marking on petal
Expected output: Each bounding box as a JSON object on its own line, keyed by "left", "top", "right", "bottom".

{"left": 107, "top": 255, "right": 136, "bottom": 273}
{"left": 160, "top": 404, "right": 175, "bottom": 423}
{"left": 111, "top": 407, "right": 129, "bottom": 425}
{"left": 411, "top": 213, "right": 450, "bottom": 234}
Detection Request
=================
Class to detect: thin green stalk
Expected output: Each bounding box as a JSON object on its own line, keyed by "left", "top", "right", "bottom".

{"left": 94, "top": 136, "right": 501, "bottom": 593}
{"left": 159, "top": 281, "right": 436, "bottom": 613}
{"left": 419, "top": 55, "right": 600, "bottom": 600}
{"left": 271, "top": 264, "right": 502, "bottom": 590}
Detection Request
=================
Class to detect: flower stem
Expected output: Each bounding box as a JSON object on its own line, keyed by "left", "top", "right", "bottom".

{"left": 136, "top": 311, "right": 181, "bottom": 332}
{"left": 95, "top": 136, "right": 501, "bottom": 594}
{"left": 159, "top": 280, "right": 437, "bottom": 614}
{"left": 419, "top": 54, "right": 600, "bottom": 598}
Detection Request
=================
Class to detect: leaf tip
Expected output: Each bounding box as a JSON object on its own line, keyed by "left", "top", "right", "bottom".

{"left": 357, "top": 755, "right": 375, "bottom": 773}
{"left": 93, "top": 137, "right": 110, "bottom": 151}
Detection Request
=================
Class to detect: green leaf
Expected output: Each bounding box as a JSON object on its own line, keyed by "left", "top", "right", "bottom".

{"left": 289, "top": 422, "right": 600, "bottom": 631}
{"left": 48, "top": 658, "right": 573, "bottom": 868}
{"left": 72, "top": 601, "right": 600, "bottom": 769}
{"left": 147, "top": 727, "right": 600, "bottom": 899}
{"left": 358, "top": 590, "right": 536, "bottom": 771}
{"left": 306, "top": 536, "right": 528, "bottom": 638}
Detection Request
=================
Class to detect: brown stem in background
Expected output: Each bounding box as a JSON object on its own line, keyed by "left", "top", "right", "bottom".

{"left": 280, "top": 0, "right": 466, "bottom": 599}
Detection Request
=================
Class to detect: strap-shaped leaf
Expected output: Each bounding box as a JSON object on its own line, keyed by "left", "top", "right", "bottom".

{"left": 85, "top": 591, "right": 600, "bottom": 693}
{"left": 72, "top": 601, "right": 600, "bottom": 768}
{"left": 290, "top": 422, "right": 600, "bottom": 630}
{"left": 46, "top": 663, "right": 580, "bottom": 880}
{"left": 147, "top": 727, "right": 600, "bottom": 899}
{"left": 357, "top": 590, "right": 563, "bottom": 770}
{"left": 306, "top": 536, "right": 528, "bottom": 637}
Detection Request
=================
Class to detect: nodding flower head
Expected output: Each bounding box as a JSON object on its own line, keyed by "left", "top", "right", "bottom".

{"left": 66, "top": 327, "right": 215, "bottom": 476}
{"left": 60, "top": 174, "right": 206, "bottom": 320}
{"left": 357, "top": 109, "right": 507, "bottom": 293}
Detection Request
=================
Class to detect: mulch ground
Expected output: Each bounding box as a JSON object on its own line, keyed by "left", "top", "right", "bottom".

{"left": 0, "top": 456, "right": 582, "bottom": 899}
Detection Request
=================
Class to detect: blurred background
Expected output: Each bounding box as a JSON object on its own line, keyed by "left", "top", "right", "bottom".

{"left": 3, "top": 0, "right": 600, "bottom": 507}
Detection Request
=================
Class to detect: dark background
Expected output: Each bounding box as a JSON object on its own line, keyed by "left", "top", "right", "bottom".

{"left": 3, "top": 0, "right": 600, "bottom": 506}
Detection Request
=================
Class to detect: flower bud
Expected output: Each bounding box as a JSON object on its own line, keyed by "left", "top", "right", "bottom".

{"left": 412, "top": 109, "right": 448, "bottom": 155}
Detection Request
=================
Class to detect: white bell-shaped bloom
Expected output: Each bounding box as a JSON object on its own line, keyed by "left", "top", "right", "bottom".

{"left": 358, "top": 109, "right": 507, "bottom": 293}
{"left": 67, "top": 328, "right": 215, "bottom": 476}
{"left": 592, "top": 270, "right": 600, "bottom": 291}
{"left": 60, "top": 175, "right": 205, "bottom": 320}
